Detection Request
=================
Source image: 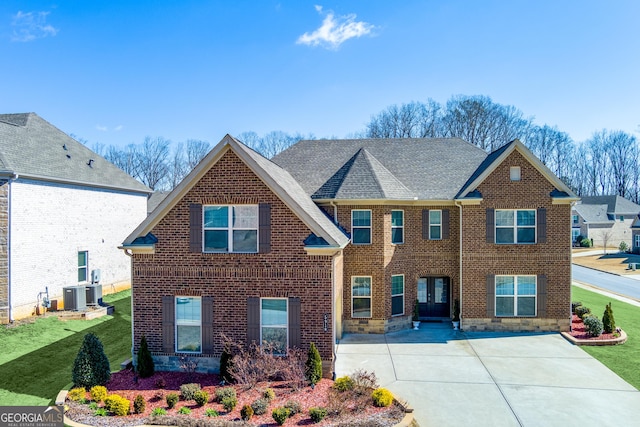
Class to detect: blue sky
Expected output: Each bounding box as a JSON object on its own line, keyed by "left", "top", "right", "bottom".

{"left": 1, "top": 1, "right": 638, "bottom": 148}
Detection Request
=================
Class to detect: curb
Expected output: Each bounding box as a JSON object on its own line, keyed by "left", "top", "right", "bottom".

{"left": 561, "top": 328, "right": 627, "bottom": 346}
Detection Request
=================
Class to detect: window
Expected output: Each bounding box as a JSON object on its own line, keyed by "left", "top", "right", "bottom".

{"left": 429, "top": 210, "right": 442, "bottom": 240}
{"left": 391, "top": 275, "right": 404, "bottom": 316}
{"left": 203, "top": 205, "right": 258, "bottom": 253}
{"left": 391, "top": 210, "right": 404, "bottom": 244}
{"left": 495, "top": 209, "right": 536, "bottom": 244}
{"left": 572, "top": 214, "right": 579, "bottom": 225}
{"left": 352, "top": 277, "right": 372, "bottom": 318}
{"left": 495, "top": 276, "right": 536, "bottom": 317}
{"left": 620, "top": 216, "right": 624, "bottom": 222}
{"left": 176, "top": 297, "right": 201, "bottom": 353}
{"left": 635, "top": 234, "right": 640, "bottom": 248}
{"left": 78, "top": 251, "right": 88, "bottom": 282}
{"left": 510, "top": 166, "right": 521, "bottom": 181}
{"left": 572, "top": 228, "right": 581, "bottom": 242}
{"left": 352, "top": 210, "right": 372, "bottom": 244}
{"left": 261, "top": 298, "right": 288, "bottom": 355}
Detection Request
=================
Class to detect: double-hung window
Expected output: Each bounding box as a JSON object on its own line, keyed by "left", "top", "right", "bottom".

{"left": 352, "top": 210, "right": 372, "bottom": 244}
{"left": 495, "top": 209, "right": 536, "bottom": 244}
{"left": 495, "top": 276, "right": 536, "bottom": 317}
{"left": 261, "top": 298, "right": 288, "bottom": 355}
{"left": 635, "top": 234, "right": 640, "bottom": 249}
{"left": 572, "top": 228, "right": 581, "bottom": 242}
{"left": 429, "top": 210, "right": 442, "bottom": 240}
{"left": 203, "top": 205, "right": 258, "bottom": 253}
{"left": 391, "top": 275, "right": 404, "bottom": 316}
{"left": 352, "top": 276, "right": 372, "bottom": 318}
{"left": 176, "top": 297, "right": 202, "bottom": 353}
{"left": 391, "top": 210, "right": 404, "bottom": 244}
{"left": 78, "top": 251, "right": 88, "bottom": 282}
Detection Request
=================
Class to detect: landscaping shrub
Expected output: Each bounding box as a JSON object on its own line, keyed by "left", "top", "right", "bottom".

{"left": 575, "top": 305, "right": 591, "bottom": 319}
{"left": 193, "top": 390, "right": 209, "bottom": 406}
{"left": 584, "top": 315, "right": 604, "bottom": 337}
{"left": 309, "top": 407, "right": 327, "bottom": 423}
{"left": 151, "top": 408, "right": 167, "bottom": 416}
{"left": 305, "top": 342, "right": 323, "bottom": 386}
{"left": 372, "top": 388, "right": 394, "bottom": 407}
{"left": 180, "top": 383, "right": 201, "bottom": 401}
{"left": 205, "top": 408, "right": 219, "bottom": 417}
{"left": 351, "top": 369, "right": 379, "bottom": 392}
{"left": 333, "top": 375, "right": 355, "bottom": 392}
{"left": 90, "top": 385, "right": 107, "bottom": 403}
{"left": 133, "top": 394, "right": 146, "bottom": 414}
{"left": 219, "top": 345, "right": 234, "bottom": 383}
{"left": 580, "top": 238, "right": 592, "bottom": 248}
{"left": 284, "top": 400, "right": 302, "bottom": 415}
{"left": 240, "top": 404, "right": 254, "bottom": 421}
{"left": 154, "top": 376, "right": 166, "bottom": 389}
{"left": 166, "top": 393, "right": 179, "bottom": 409}
{"left": 67, "top": 387, "right": 86, "bottom": 402}
{"left": 263, "top": 388, "right": 276, "bottom": 402}
{"left": 88, "top": 402, "right": 98, "bottom": 410}
{"left": 571, "top": 301, "right": 583, "bottom": 313}
{"left": 215, "top": 386, "right": 237, "bottom": 402}
{"left": 136, "top": 335, "right": 155, "bottom": 378}
{"left": 603, "top": 302, "right": 616, "bottom": 333}
{"left": 104, "top": 394, "right": 130, "bottom": 416}
{"left": 178, "top": 406, "right": 191, "bottom": 415}
{"left": 221, "top": 396, "right": 238, "bottom": 412}
{"left": 272, "top": 407, "right": 291, "bottom": 425}
{"left": 251, "top": 398, "right": 269, "bottom": 415}
{"left": 94, "top": 408, "right": 107, "bottom": 416}
{"left": 72, "top": 333, "right": 111, "bottom": 389}
{"left": 619, "top": 241, "right": 629, "bottom": 252}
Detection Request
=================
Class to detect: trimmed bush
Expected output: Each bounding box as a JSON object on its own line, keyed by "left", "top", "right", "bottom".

{"left": 602, "top": 302, "right": 616, "bottom": 334}
{"left": 272, "top": 407, "right": 291, "bottom": 425}
{"left": 180, "top": 383, "right": 201, "bottom": 401}
{"left": 72, "top": 333, "right": 111, "bottom": 389}
{"left": 240, "top": 404, "right": 254, "bottom": 421}
{"left": 151, "top": 408, "right": 167, "bottom": 416}
{"left": 263, "top": 388, "right": 276, "bottom": 402}
{"left": 90, "top": 385, "right": 107, "bottom": 403}
{"left": 251, "top": 398, "right": 269, "bottom": 415}
{"left": 584, "top": 315, "right": 604, "bottom": 337}
{"left": 575, "top": 305, "right": 591, "bottom": 319}
{"left": 166, "top": 393, "right": 179, "bottom": 409}
{"left": 94, "top": 408, "right": 107, "bottom": 416}
{"left": 104, "top": 394, "right": 130, "bottom": 416}
{"left": 88, "top": 402, "right": 98, "bottom": 410}
{"left": 133, "top": 394, "right": 146, "bottom": 414}
{"left": 193, "top": 390, "right": 209, "bottom": 406}
{"left": 580, "top": 238, "right": 592, "bottom": 248}
{"left": 205, "top": 408, "right": 219, "bottom": 417}
{"left": 372, "top": 388, "right": 393, "bottom": 407}
{"left": 619, "top": 241, "right": 629, "bottom": 252}
{"left": 333, "top": 375, "right": 354, "bottom": 392}
{"left": 219, "top": 345, "right": 234, "bottom": 383}
{"left": 215, "top": 386, "right": 237, "bottom": 402}
{"left": 67, "top": 387, "right": 86, "bottom": 402}
{"left": 136, "top": 335, "right": 155, "bottom": 378}
{"left": 178, "top": 406, "right": 191, "bottom": 415}
{"left": 221, "top": 396, "right": 238, "bottom": 412}
{"left": 571, "top": 301, "right": 583, "bottom": 313}
{"left": 309, "top": 407, "right": 327, "bottom": 423}
{"left": 284, "top": 400, "right": 302, "bottom": 415}
{"left": 305, "top": 342, "right": 323, "bottom": 386}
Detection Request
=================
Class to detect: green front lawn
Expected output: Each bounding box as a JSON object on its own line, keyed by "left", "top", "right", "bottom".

{"left": 571, "top": 285, "right": 640, "bottom": 389}
{"left": 0, "top": 290, "right": 132, "bottom": 406}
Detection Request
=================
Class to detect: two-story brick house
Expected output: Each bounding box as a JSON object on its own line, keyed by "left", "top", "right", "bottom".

{"left": 122, "top": 135, "right": 576, "bottom": 375}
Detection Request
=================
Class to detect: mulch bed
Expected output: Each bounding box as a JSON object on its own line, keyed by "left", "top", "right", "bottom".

{"left": 569, "top": 314, "right": 619, "bottom": 341}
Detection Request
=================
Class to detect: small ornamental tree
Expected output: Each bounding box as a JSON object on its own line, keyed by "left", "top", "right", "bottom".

{"left": 602, "top": 302, "right": 616, "bottom": 334}
{"left": 305, "top": 342, "right": 323, "bottom": 386}
{"left": 72, "top": 333, "right": 111, "bottom": 388}
{"left": 137, "top": 335, "right": 155, "bottom": 378}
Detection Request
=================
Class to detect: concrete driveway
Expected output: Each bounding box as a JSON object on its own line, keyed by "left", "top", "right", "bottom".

{"left": 335, "top": 323, "right": 640, "bottom": 427}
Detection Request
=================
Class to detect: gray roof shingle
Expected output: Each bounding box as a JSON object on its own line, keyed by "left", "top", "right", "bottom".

{"left": 573, "top": 203, "right": 612, "bottom": 224}
{"left": 579, "top": 196, "right": 640, "bottom": 215}
{"left": 0, "top": 113, "right": 150, "bottom": 193}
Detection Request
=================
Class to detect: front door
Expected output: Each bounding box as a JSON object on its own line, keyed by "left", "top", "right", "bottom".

{"left": 417, "top": 277, "right": 450, "bottom": 318}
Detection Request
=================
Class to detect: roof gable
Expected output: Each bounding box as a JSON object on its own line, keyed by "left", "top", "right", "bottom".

{"left": 123, "top": 135, "right": 349, "bottom": 249}
{"left": 579, "top": 195, "right": 640, "bottom": 215}
{"left": 574, "top": 203, "right": 612, "bottom": 224}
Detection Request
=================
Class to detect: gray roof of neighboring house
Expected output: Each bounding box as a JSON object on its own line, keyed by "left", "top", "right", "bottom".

{"left": 0, "top": 113, "right": 151, "bottom": 194}
{"left": 573, "top": 203, "right": 613, "bottom": 224}
{"left": 272, "top": 138, "right": 488, "bottom": 200}
{"left": 147, "top": 191, "right": 170, "bottom": 214}
{"left": 579, "top": 195, "right": 640, "bottom": 215}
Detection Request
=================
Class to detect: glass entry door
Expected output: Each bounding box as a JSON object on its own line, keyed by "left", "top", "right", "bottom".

{"left": 417, "top": 277, "right": 450, "bottom": 318}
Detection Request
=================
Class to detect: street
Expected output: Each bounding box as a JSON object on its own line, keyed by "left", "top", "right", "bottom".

{"left": 572, "top": 264, "right": 640, "bottom": 301}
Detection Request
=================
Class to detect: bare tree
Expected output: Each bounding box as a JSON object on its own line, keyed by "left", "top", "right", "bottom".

{"left": 366, "top": 100, "right": 445, "bottom": 138}
{"left": 604, "top": 130, "right": 637, "bottom": 198}
{"left": 104, "top": 144, "right": 139, "bottom": 178}
{"left": 168, "top": 142, "right": 187, "bottom": 190}
{"left": 599, "top": 229, "right": 613, "bottom": 255}
{"left": 185, "top": 139, "right": 210, "bottom": 169}
{"left": 238, "top": 131, "right": 308, "bottom": 158}
{"left": 136, "top": 136, "right": 170, "bottom": 190}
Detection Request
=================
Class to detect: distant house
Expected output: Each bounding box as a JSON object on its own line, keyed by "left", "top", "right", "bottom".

{"left": 572, "top": 196, "right": 640, "bottom": 247}
{"left": 631, "top": 216, "right": 640, "bottom": 254}
{"left": 123, "top": 135, "right": 577, "bottom": 376}
{"left": 0, "top": 113, "right": 151, "bottom": 323}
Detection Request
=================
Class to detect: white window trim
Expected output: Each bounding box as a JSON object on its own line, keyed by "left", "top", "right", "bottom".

{"left": 495, "top": 275, "right": 537, "bottom": 317}
{"left": 391, "top": 210, "right": 404, "bottom": 244}
{"left": 495, "top": 209, "right": 537, "bottom": 244}
{"left": 391, "top": 274, "right": 404, "bottom": 317}
{"left": 510, "top": 166, "right": 521, "bottom": 181}
{"left": 175, "top": 296, "right": 202, "bottom": 354}
{"left": 429, "top": 209, "right": 442, "bottom": 240}
{"left": 635, "top": 234, "right": 640, "bottom": 248}
{"left": 203, "top": 205, "right": 259, "bottom": 253}
{"left": 351, "top": 276, "right": 372, "bottom": 319}
{"left": 351, "top": 209, "right": 372, "bottom": 245}
{"left": 260, "top": 297, "right": 288, "bottom": 354}
{"left": 78, "top": 250, "right": 88, "bottom": 283}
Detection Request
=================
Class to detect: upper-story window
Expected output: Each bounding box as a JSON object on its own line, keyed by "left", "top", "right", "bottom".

{"left": 429, "top": 210, "right": 442, "bottom": 240}
{"left": 352, "top": 210, "right": 372, "bottom": 244}
{"left": 391, "top": 210, "right": 404, "bottom": 244}
{"left": 203, "top": 205, "right": 258, "bottom": 253}
{"left": 495, "top": 209, "right": 536, "bottom": 244}
{"left": 510, "top": 166, "right": 521, "bottom": 181}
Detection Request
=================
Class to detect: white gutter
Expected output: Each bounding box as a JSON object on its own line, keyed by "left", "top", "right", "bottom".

{"left": 455, "top": 200, "right": 463, "bottom": 330}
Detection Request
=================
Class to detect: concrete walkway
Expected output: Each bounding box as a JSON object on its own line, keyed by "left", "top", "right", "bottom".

{"left": 335, "top": 323, "right": 640, "bottom": 427}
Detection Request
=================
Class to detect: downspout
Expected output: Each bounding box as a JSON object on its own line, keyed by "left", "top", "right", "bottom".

{"left": 455, "top": 200, "right": 463, "bottom": 330}
{"left": 569, "top": 201, "right": 578, "bottom": 328}
{"left": 7, "top": 173, "right": 19, "bottom": 323}
{"left": 123, "top": 249, "right": 135, "bottom": 365}
{"left": 329, "top": 201, "right": 338, "bottom": 224}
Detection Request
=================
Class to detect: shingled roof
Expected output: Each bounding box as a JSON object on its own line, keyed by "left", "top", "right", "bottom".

{"left": 573, "top": 203, "right": 612, "bottom": 224}
{"left": 579, "top": 196, "right": 640, "bottom": 216}
{"left": 0, "top": 113, "right": 150, "bottom": 194}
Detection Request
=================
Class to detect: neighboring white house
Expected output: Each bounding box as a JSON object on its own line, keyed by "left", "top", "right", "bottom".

{"left": 572, "top": 195, "right": 640, "bottom": 248}
{"left": 0, "top": 113, "right": 151, "bottom": 323}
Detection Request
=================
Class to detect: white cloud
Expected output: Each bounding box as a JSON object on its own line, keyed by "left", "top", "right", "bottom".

{"left": 11, "top": 11, "right": 58, "bottom": 42}
{"left": 297, "top": 5, "right": 375, "bottom": 50}
{"left": 114, "top": 125, "right": 123, "bottom": 131}
{"left": 96, "top": 125, "right": 108, "bottom": 132}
